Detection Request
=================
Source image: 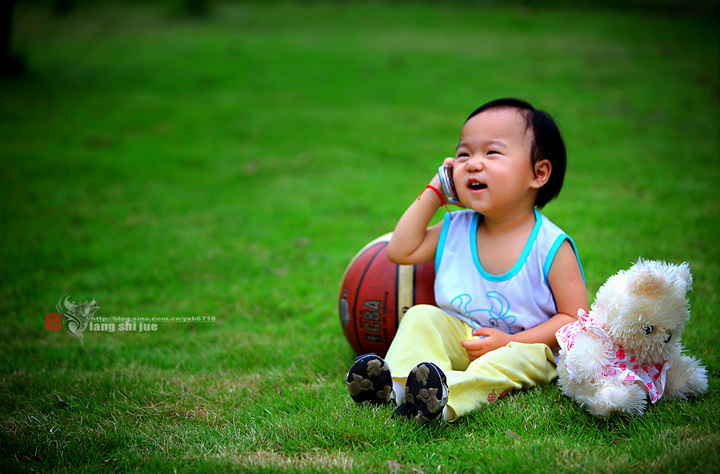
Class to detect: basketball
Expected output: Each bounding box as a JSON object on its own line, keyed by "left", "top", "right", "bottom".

{"left": 338, "top": 233, "right": 436, "bottom": 357}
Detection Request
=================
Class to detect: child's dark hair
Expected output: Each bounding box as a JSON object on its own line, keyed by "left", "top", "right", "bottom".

{"left": 466, "top": 98, "right": 566, "bottom": 209}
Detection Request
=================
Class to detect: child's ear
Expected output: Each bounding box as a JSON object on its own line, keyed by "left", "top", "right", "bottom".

{"left": 531, "top": 159, "right": 551, "bottom": 189}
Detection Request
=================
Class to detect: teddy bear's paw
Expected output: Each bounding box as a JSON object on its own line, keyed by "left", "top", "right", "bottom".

{"left": 556, "top": 360, "right": 572, "bottom": 394}
{"left": 665, "top": 355, "right": 709, "bottom": 400}
{"left": 562, "top": 335, "right": 612, "bottom": 380}
{"left": 586, "top": 383, "right": 647, "bottom": 418}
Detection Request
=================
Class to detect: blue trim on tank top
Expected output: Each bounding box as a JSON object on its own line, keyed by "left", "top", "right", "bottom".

{"left": 470, "top": 209, "right": 543, "bottom": 282}
{"left": 543, "top": 234, "right": 586, "bottom": 285}
{"left": 435, "top": 212, "right": 452, "bottom": 274}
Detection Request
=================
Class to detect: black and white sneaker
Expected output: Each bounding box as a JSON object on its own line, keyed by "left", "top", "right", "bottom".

{"left": 394, "top": 362, "right": 448, "bottom": 426}
{"left": 346, "top": 353, "right": 395, "bottom": 406}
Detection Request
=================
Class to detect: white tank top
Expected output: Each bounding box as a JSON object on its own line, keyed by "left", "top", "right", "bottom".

{"left": 434, "top": 209, "right": 583, "bottom": 334}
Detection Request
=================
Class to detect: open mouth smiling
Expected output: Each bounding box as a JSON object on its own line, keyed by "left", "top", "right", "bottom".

{"left": 468, "top": 180, "right": 487, "bottom": 191}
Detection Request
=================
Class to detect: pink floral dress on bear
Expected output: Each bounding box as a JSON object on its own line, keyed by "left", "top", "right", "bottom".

{"left": 556, "top": 309, "right": 670, "bottom": 404}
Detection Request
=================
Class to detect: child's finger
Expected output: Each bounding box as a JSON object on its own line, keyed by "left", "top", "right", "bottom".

{"left": 473, "top": 328, "right": 492, "bottom": 338}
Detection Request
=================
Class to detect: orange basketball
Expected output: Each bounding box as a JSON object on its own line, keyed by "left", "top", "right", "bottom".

{"left": 338, "top": 233, "right": 436, "bottom": 357}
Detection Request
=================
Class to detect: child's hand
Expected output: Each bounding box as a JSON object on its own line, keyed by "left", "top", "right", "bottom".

{"left": 442, "top": 157, "right": 456, "bottom": 168}
{"left": 460, "top": 328, "right": 512, "bottom": 360}
{"left": 429, "top": 157, "right": 456, "bottom": 189}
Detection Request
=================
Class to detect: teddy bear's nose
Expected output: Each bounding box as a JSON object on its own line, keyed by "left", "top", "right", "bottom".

{"left": 664, "top": 331, "right": 672, "bottom": 344}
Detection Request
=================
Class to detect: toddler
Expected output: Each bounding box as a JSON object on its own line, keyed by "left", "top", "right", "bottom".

{"left": 346, "top": 98, "right": 588, "bottom": 425}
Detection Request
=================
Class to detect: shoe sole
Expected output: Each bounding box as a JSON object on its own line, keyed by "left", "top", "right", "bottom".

{"left": 395, "top": 362, "right": 448, "bottom": 425}
{"left": 346, "top": 354, "right": 393, "bottom": 406}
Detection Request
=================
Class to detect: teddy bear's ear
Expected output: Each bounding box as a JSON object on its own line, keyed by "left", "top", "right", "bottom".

{"left": 630, "top": 271, "right": 663, "bottom": 297}
{"left": 676, "top": 262, "right": 693, "bottom": 292}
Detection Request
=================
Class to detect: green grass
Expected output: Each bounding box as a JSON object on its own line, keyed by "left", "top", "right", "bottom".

{"left": 1, "top": 1, "right": 718, "bottom": 472}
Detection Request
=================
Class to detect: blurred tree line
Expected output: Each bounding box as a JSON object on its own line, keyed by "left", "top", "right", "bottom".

{"left": 2, "top": 0, "right": 717, "bottom": 77}
{"left": 1, "top": 0, "right": 23, "bottom": 75}
{"left": 50, "top": 0, "right": 209, "bottom": 16}
{"left": 1, "top": 0, "right": 209, "bottom": 76}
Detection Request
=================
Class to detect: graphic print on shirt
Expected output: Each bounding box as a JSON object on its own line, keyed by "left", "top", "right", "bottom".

{"left": 450, "top": 291, "right": 517, "bottom": 333}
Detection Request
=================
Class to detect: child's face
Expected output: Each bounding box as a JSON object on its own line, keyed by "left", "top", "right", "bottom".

{"left": 453, "top": 107, "right": 544, "bottom": 217}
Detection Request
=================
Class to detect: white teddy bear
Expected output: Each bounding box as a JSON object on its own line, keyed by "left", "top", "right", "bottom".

{"left": 556, "top": 258, "right": 708, "bottom": 418}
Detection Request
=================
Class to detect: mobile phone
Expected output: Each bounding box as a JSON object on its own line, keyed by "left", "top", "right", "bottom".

{"left": 437, "top": 165, "right": 461, "bottom": 205}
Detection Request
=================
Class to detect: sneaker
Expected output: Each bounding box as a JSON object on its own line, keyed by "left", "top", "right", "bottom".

{"left": 394, "top": 362, "right": 448, "bottom": 426}
{"left": 346, "top": 353, "right": 395, "bottom": 406}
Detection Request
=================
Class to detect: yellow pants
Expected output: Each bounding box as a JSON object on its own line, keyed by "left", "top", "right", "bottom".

{"left": 385, "top": 305, "right": 557, "bottom": 421}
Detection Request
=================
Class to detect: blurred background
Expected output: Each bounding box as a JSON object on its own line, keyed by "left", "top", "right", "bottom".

{"left": 1, "top": 1, "right": 718, "bottom": 470}
{"left": 2, "top": 0, "right": 718, "bottom": 368}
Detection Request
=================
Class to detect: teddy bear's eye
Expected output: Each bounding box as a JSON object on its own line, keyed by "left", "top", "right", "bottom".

{"left": 644, "top": 325, "right": 654, "bottom": 335}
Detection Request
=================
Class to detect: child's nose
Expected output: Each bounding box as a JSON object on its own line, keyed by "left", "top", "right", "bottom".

{"left": 466, "top": 155, "right": 484, "bottom": 171}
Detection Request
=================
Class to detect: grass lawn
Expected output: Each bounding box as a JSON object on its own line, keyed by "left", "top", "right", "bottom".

{"left": 1, "top": 1, "right": 718, "bottom": 472}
